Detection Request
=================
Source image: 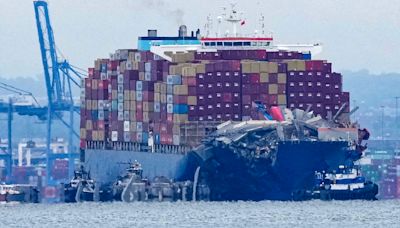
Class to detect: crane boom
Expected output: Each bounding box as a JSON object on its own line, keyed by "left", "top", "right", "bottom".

{"left": 33, "top": 0, "right": 84, "bottom": 185}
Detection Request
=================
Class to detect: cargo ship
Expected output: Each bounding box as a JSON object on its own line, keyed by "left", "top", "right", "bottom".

{"left": 80, "top": 5, "right": 373, "bottom": 200}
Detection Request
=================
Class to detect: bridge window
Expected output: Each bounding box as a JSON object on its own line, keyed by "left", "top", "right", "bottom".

{"left": 210, "top": 42, "right": 216, "bottom": 46}
{"left": 224, "top": 42, "right": 233, "bottom": 46}
{"left": 205, "top": 42, "right": 210, "bottom": 46}
{"left": 243, "top": 42, "right": 251, "bottom": 46}
{"left": 233, "top": 42, "right": 242, "bottom": 46}
{"left": 217, "top": 42, "right": 223, "bottom": 46}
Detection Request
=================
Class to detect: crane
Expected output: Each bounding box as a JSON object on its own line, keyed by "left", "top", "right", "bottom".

{"left": 0, "top": 82, "right": 46, "bottom": 180}
{"left": 33, "top": 0, "right": 85, "bottom": 185}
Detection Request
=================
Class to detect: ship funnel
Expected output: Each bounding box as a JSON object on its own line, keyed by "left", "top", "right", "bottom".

{"left": 148, "top": 29, "right": 157, "bottom": 37}
{"left": 179, "top": 25, "right": 187, "bottom": 37}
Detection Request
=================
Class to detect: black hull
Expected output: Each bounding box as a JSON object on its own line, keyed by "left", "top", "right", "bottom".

{"left": 6, "top": 193, "right": 25, "bottom": 202}
{"left": 64, "top": 187, "right": 113, "bottom": 203}
{"left": 85, "top": 141, "right": 372, "bottom": 201}
{"left": 197, "top": 141, "right": 360, "bottom": 201}
{"left": 64, "top": 188, "right": 77, "bottom": 203}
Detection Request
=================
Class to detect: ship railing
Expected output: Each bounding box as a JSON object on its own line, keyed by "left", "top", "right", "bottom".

{"left": 85, "top": 140, "right": 193, "bottom": 155}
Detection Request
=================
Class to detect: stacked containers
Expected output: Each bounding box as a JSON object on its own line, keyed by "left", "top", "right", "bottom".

{"left": 80, "top": 49, "right": 350, "bottom": 149}
{"left": 241, "top": 60, "right": 287, "bottom": 120}
{"left": 286, "top": 60, "right": 347, "bottom": 119}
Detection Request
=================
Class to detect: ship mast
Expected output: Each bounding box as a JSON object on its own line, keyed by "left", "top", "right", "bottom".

{"left": 223, "top": 3, "right": 242, "bottom": 37}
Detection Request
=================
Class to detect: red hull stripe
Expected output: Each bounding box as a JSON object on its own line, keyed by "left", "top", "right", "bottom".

{"left": 201, "top": 37, "right": 273, "bottom": 41}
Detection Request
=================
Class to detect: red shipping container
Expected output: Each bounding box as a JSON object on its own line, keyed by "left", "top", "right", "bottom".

{"left": 250, "top": 74, "right": 260, "bottom": 84}
{"left": 184, "top": 77, "right": 197, "bottom": 86}
{"left": 88, "top": 68, "right": 94, "bottom": 78}
{"left": 268, "top": 95, "right": 278, "bottom": 105}
{"left": 136, "top": 102, "right": 143, "bottom": 111}
{"left": 174, "top": 95, "right": 188, "bottom": 104}
{"left": 108, "top": 60, "right": 119, "bottom": 71}
{"left": 160, "top": 133, "right": 168, "bottom": 144}
{"left": 167, "top": 114, "right": 173, "bottom": 123}
{"left": 305, "top": 60, "right": 324, "bottom": 71}
{"left": 136, "top": 111, "right": 143, "bottom": 121}
{"left": 93, "top": 70, "right": 101, "bottom": 79}
{"left": 97, "top": 121, "right": 105, "bottom": 130}
{"left": 80, "top": 139, "right": 86, "bottom": 149}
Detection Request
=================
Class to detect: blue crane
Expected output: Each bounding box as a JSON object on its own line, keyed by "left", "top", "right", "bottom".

{"left": 33, "top": 0, "right": 85, "bottom": 185}
{"left": 0, "top": 82, "right": 46, "bottom": 180}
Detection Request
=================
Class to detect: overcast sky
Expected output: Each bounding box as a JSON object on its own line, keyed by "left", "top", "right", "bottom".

{"left": 1, "top": 0, "right": 400, "bottom": 78}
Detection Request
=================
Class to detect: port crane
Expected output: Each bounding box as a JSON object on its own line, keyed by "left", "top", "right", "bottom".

{"left": 0, "top": 1, "right": 84, "bottom": 185}
{"left": 33, "top": 0, "right": 85, "bottom": 185}
{"left": 0, "top": 82, "right": 46, "bottom": 179}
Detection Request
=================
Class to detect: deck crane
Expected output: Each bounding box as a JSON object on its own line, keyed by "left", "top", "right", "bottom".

{"left": 33, "top": 0, "right": 85, "bottom": 185}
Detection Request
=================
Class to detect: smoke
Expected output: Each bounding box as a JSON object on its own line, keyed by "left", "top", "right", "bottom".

{"left": 140, "top": 0, "right": 185, "bottom": 26}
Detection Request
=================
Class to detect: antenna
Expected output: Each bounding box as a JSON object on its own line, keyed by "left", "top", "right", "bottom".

{"left": 217, "top": 16, "right": 223, "bottom": 37}
{"left": 260, "top": 13, "right": 265, "bottom": 35}
{"left": 204, "top": 14, "right": 213, "bottom": 37}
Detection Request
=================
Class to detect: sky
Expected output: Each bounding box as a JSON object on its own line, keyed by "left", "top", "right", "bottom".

{"left": 1, "top": 0, "right": 400, "bottom": 78}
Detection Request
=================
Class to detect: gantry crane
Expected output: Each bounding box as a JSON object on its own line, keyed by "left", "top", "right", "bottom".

{"left": 33, "top": 0, "right": 85, "bottom": 185}
{"left": 0, "top": 82, "right": 46, "bottom": 179}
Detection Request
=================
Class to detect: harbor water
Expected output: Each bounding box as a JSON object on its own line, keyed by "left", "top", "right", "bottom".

{"left": 1, "top": 200, "right": 399, "bottom": 227}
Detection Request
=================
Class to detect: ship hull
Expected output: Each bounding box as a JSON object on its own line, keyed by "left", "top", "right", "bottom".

{"left": 85, "top": 141, "right": 357, "bottom": 201}
{"left": 85, "top": 149, "right": 189, "bottom": 184}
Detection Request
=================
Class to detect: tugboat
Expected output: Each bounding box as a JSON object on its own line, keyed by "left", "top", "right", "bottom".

{"left": 112, "top": 161, "right": 148, "bottom": 202}
{"left": 64, "top": 165, "right": 112, "bottom": 202}
{"left": 313, "top": 165, "right": 378, "bottom": 201}
{"left": 0, "top": 184, "right": 25, "bottom": 202}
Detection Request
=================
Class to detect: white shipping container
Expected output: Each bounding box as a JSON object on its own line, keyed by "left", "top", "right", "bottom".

{"left": 154, "top": 102, "right": 161, "bottom": 112}
{"left": 98, "top": 100, "right": 105, "bottom": 109}
{"left": 117, "top": 93, "right": 124, "bottom": 103}
{"left": 136, "top": 81, "right": 143, "bottom": 91}
{"left": 134, "top": 52, "right": 141, "bottom": 62}
{"left": 145, "top": 72, "right": 151, "bottom": 81}
{"left": 124, "top": 121, "right": 130, "bottom": 132}
{"left": 167, "top": 104, "right": 173, "bottom": 113}
{"left": 154, "top": 54, "right": 161, "bottom": 60}
{"left": 173, "top": 135, "right": 180, "bottom": 145}
{"left": 111, "top": 131, "right": 118, "bottom": 142}
{"left": 117, "top": 103, "right": 124, "bottom": 112}
{"left": 126, "top": 61, "right": 133, "bottom": 70}
{"left": 117, "top": 84, "right": 124, "bottom": 93}
{"left": 136, "top": 122, "right": 143, "bottom": 132}
{"left": 136, "top": 91, "right": 143, "bottom": 101}
{"left": 118, "top": 111, "right": 124, "bottom": 121}
{"left": 145, "top": 62, "right": 151, "bottom": 72}
{"left": 167, "top": 95, "right": 174, "bottom": 104}
{"left": 124, "top": 111, "right": 130, "bottom": 120}
{"left": 124, "top": 132, "right": 131, "bottom": 142}
{"left": 100, "top": 72, "right": 107, "bottom": 80}
{"left": 117, "top": 74, "right": 124, "bottom": 84}
{"left": 98, "top": 110, "right": 104, "bottom": 120}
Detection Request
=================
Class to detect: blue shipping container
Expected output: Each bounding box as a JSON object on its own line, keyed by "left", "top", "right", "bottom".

{"left": 173, "top": 104, "right": 188, "bottom": 114}
{"left": 167, "top": 75, "right": 182, "bottom": 85}
{"left": 302, "top": 52, "right": 312, "bottom": 60}
{"left": 154, "top": 134, "right": 160, "bottom": 144}
{"left": 142, "top": 132, "right": 149, "bottom": 143}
